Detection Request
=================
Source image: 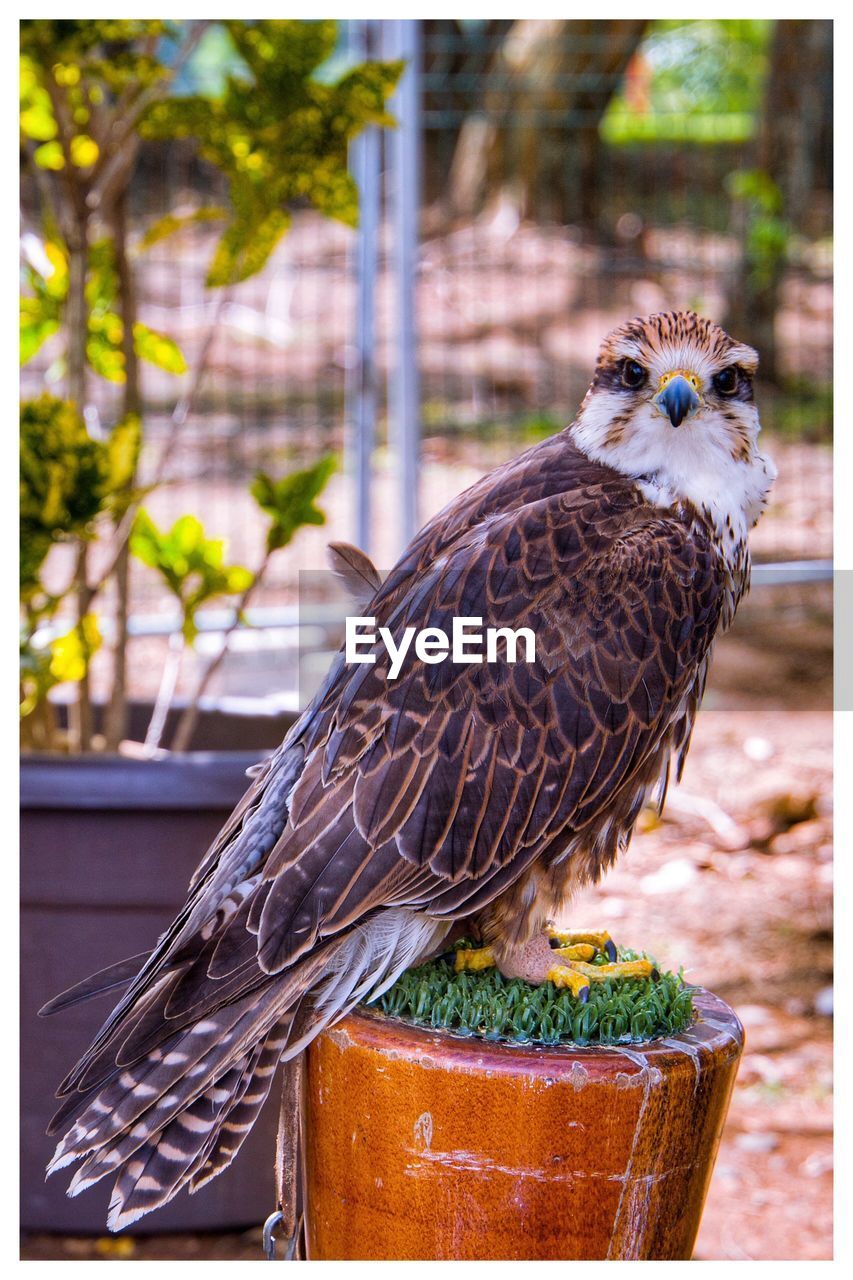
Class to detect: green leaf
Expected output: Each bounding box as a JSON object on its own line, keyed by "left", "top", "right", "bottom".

{"left": 20, "top": 239, "right": 67, "bottom": 365}
{"left": 86, "top": 313, "right": 126, "bottom": 382}
{"left": 223, "top": 563, "right": 254, "bottom": 594}
{"left": 251, "top": 454, "right": 336, "bottom": 553}
{"left": 103, "top": 413, "right": 142, "bottom": 509}
{"left": 130, "top": 508, "right": 254, "bottom": 642}
{"left": 229, "top": 19, "right": 339, "bottom": 86}
{"left": 136, "top": 206, "right": 228, "bottom": 253}
{"left": 141, "top": 21, "right": 402, "bottom": 286}
{"left": 19, "top": 54, "right": 57, "bottom": 142}
{"left": 20, "top": 393, "right": 109, "bottom": 540}
{"left": 206, "top": 208, "right": 291, "bottom": 288}
{"left": 21, "top": 580, "right": 102, "bottom": 721}
{"left": 49, "top": 613, "right": 102, "bottom": 684}
{"left": 133, "top": 323, "right": 187, "bottom": 374}
{"left": 20, "top": 298, "right": 60, "bottom": 365}
{"left": 19, "top": 396, "right": 147, "bottom": 603}
{"left": 69, "top": 133, "right": 99, "bottom": 167}
{"left": 19, "top": 528, "right": 54, "bottom": 597}
{"left": 725, "top": 167, "right": 783, "bottom": 214}
{"left": 33, "top": 140, "right": 64, "bottom": 170}
{"left": 41, "top": 241, "right": 70, "bottom": 299}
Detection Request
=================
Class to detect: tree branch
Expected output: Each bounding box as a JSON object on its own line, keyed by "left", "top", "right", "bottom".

{"left": 86, "top": 20, "right": 211, "bottom": 213}
{"left": 171, "top": 548, "right": 273, "bottom": 753}
{"left": 83, "top": 287, "right": 230, "bottom": 606}
{"left": 103, "top": 186, "right": 142, "bottom": 750}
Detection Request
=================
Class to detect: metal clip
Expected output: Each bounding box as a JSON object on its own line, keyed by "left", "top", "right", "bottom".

{"left": 263, "top": 1210, "right": 284, "bottom": 1260}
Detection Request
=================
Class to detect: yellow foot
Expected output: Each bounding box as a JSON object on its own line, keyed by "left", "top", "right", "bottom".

{"left": 545, "top": 964, "right": 591, "bottom": 1001}
{"left": 547, "top": 928, "right": 618, "bottom": 962}
{"left": 453, "top": 935, "right": 655, "bottom": 1002}
{"left": 566, "top": 958, "right": 659, "bottom": 984}
{"left": 551, "top": 943, "right": 597, "bottom": 962}
{"left": 455, "top": 945, "right": 496, "bottom": 973}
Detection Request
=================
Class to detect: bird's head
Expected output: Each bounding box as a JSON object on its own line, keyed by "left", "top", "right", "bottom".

{"left": 571, "top": 311, "right": 776, "bottom": 542}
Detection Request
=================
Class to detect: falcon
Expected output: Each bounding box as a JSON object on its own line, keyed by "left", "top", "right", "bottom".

{"left": 42, "top": 311, "right": 775, "bottom": 1229}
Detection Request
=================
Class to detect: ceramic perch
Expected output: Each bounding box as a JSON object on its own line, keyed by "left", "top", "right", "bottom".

{"left": 297, "top": 989, "right": 743, "bottom": 1260}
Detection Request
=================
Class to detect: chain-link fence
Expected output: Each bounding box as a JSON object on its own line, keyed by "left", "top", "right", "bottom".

{"left": 20, "top": 19, "right": 832, "bottom": 708}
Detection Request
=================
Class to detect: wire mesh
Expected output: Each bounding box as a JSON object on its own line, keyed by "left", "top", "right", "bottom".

{"left": 20, "top": 18, "right": 833, "bottom": 708}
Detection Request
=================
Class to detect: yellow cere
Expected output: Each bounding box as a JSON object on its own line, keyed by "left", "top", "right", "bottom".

{"left": 657, "top": 368, "right": 703, "bottom": 393}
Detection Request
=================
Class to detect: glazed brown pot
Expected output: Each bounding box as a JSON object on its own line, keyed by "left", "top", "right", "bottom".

{"left": 302, "top": 990, "right": 742, "bottom": 1260}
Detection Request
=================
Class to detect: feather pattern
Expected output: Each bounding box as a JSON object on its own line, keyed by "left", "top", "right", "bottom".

{"left": 326, "top": 540, "right": 384, "bottom": 608}
{"left": 39, "top": 953, "right": 151, "bottom": 1016}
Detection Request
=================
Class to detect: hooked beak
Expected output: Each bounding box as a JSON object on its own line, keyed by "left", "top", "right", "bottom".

{"left": 654, "top": 374, "right": 701, "bottom": 428}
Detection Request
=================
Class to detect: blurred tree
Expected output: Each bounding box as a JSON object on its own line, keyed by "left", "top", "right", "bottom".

{"left": 446, "top": 19, "right": 647, "bottom": 226}
{"left": 601, "top": 19, "right": 772, "bottom": 145}
{"left": 141, "top": 21, "right": 402, "bottom": 285}
{"left": 725, "top": 19, "right": 832, "bottom": 381}
{"left": 420, "top": 18, "right": 511, "bottom": 209}
{"left": 755, "top": 20, "right": 832, "bottom": 234}
{"left": 20, "top": 20, "right": 399, "bottom": 751}
{"left": 20, "top": 18, "right": 205, "bottom": 749}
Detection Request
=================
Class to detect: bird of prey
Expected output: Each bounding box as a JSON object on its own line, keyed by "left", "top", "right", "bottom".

{"left": 43, "top": 310, "right": 775, "bottom": 1230}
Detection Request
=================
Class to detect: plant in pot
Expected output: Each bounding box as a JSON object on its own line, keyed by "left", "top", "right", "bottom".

{"left": 19, "top": 18, "right": 401, "bottom": 1234}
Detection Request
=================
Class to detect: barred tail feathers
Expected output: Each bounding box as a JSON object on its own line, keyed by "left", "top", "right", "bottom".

{"left": 50, "top": 909, "right": 447, "bottom": 1230}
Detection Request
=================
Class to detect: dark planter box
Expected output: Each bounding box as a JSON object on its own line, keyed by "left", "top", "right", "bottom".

{"left": 20, "top": 705, "right": 296, "bottom": 1235}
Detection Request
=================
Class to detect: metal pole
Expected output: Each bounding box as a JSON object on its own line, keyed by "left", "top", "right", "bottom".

{"left": 386, "top": 19, "right": 422, "bottom": 549}
{"left": 346, "top": 19, "right": 381, "bottom": 554}
{"left": 750, "top": 559, "right": 834, "bottom": 586}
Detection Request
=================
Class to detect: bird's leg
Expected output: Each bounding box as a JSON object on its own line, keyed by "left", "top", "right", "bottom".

{"left": 454, "top": 927, "right": 658, "bottom": 1000}
{"left": 455, "top": 934, "right": 591, "bottom": 1000}
{"left": 455, "top": 928, "right": 616, "bottom": 974}
{"left": 453, "top": 944, "right": 496, "bottom": 973}
{"left": 496, "top": 933, "right": 594, "bottom": 1000}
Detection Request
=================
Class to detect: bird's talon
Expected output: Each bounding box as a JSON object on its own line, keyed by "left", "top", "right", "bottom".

{"left": 547, "top": 928, "right": 618, "bottom": 964}
{"left": 551, "top": 943, "right": 597, "bottom": 962}
{"left": 567, "top": 958, "right": 656, "bottom": 984}
{"left": 545, "top": 964, "right": 591, "bottom": 1000}
{"left": 454, "top": 945, "right": 496, "bottom": 974}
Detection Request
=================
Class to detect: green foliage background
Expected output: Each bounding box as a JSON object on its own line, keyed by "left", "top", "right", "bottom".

{"left": 141, "top": 21, "right": 402, "bottom": 284}
{"left": 602, "top": 19, "right": 772, "bottom": 145}
{"left": 18, "top": 20, "right": 392, "bottom": 738}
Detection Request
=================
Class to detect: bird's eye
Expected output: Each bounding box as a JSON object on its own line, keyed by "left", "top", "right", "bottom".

{"left": 621, "top": 359, "right": 647, "bottom": 389}
{"left": 713, "top": 366, "right": 739, "bottom": 396}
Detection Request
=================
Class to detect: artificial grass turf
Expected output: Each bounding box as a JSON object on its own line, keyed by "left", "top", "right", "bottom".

{"left": 372, "top": 945, "right": 694, "bottom": 1047}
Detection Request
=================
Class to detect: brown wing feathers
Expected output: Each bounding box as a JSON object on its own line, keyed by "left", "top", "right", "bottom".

{"left": 45, "top": 434, "right": 726, "bottom": 1228}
